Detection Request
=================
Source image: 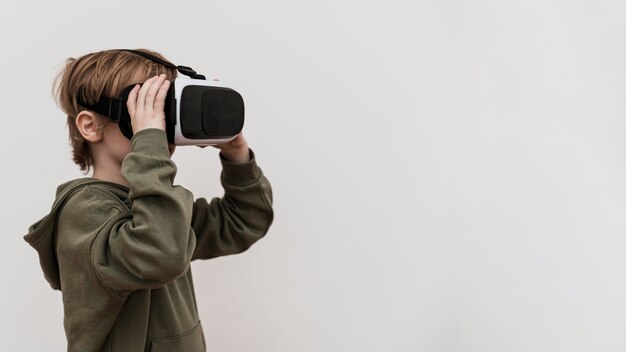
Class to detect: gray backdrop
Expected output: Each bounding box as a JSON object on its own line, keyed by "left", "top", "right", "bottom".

{"left": 2, "top": 0, "right": 625, "bottom": 351}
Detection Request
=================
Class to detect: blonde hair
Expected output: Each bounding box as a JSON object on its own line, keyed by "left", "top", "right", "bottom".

{"left": 53, "top": 48, "right": 178, "bottom": 173}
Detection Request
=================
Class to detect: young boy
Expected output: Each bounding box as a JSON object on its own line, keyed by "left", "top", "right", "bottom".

{"left": 23, "top": 49, "right": 274, "bottom": 351}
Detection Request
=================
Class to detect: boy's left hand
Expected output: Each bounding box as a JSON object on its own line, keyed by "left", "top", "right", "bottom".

{"left": 212, "top": 133, "right": 250, "bottom": 163}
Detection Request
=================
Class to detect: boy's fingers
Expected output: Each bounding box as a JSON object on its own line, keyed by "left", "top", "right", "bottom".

{"left": 126, "top": 84, "right": 140, "bottom": 118}
{"left": 154, "top": 80, "right": 170, "bottom": 110}
{"left": 135, "top": 83, "right": 147, "bottom": 119}
{"left": 137, "top": 76, "right": 157, "bottom": 110}
{"left": 145, "top": 74, "right": 166, "bottom": 110}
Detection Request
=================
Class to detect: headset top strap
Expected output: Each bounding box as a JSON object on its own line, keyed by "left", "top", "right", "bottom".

{"left": 118, "top": 49, "right": 206, "bottom": 80}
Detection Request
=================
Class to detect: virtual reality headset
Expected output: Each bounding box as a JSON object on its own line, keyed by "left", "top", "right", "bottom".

{"left": 77, "top": 49, "right": 244, "bottom": 146}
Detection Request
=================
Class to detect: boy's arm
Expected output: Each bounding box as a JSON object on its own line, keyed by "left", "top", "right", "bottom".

{"left": 190, "top": 148, "right": 274, "bottom": 260}
{"left": 89, "top": 128, "right": 196, "bottom": 292}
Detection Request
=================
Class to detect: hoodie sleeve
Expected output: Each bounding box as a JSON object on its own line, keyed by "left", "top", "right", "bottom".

{"left": 190, "top": 149, "right": 274, "bottom": 261}
{"left": 86, "top": 128, "right": 196, "bottom": 292}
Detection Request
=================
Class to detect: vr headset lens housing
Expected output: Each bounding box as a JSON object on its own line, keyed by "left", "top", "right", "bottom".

{"left": 179, "top": 84, "right": 244, "bottom": 140}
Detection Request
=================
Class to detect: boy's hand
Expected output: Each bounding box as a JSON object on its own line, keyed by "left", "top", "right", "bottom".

{"left": 214, "top": 133, "right": 250, "bottom": 163}
{"left": 126, "top": 74, "right": 170, "bottom": 133}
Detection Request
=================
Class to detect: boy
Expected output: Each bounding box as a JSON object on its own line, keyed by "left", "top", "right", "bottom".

{"left": 23, "top": 49, "right": 274, "bottom": 351}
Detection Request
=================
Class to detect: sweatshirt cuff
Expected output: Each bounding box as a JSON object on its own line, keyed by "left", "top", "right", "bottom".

{"left": 129, "top": 128, "right": 169, "bottom": 156}
{"left": 220, "top": 149, "right": 261, "bottom": 186}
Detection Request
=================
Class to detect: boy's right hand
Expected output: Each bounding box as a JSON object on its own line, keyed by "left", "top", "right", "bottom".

{"left": 126, "top": 74, "right": 171, "bottom": 133}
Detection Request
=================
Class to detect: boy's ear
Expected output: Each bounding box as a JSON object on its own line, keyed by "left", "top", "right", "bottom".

{"left": 75, "top": 110, "right": 103, "bottom": 143}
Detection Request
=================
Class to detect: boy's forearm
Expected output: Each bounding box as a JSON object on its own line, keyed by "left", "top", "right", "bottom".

{"left": 222, "top": 144, "right": 250, "bottom": 164}
{"left": 219, "top": 143, "right": 250, "bottom": 164}
{"left": 190, "top": 148, "right": 274, "bottom": 260}
{"left": 215, "top": 133, "right": 250, "bottom": 164}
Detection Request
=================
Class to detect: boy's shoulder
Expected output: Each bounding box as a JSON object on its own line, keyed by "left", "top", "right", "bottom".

{"left": 59, "top": 178, "right": 131, "bottom": 219}
{"left": 55, "top": 179, "right": 133, "bottom": 256}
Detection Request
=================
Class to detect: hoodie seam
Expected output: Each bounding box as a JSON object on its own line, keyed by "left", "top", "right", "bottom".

{"left": 85, "top": 185, "right": 130, "bottom": 212}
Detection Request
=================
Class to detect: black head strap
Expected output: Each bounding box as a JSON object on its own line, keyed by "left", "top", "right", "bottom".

{"left": 78, "top": 94, "right": 124, "bottom": 122}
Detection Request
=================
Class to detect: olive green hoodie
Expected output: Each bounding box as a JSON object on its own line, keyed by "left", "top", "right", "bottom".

{"left": 24, "top": 128, "right": 274, "bottom": 352}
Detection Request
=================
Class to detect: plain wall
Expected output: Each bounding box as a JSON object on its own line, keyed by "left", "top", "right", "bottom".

{"left": 2, "top": 0, "right": 626, "bottom": 351}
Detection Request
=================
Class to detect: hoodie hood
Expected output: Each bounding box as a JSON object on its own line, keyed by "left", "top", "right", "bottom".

{"left": 23, "top": 178, "right": 105, "bottom": 291}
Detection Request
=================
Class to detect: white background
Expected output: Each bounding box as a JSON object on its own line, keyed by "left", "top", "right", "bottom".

{"left": 2, "top": 0, "right": 626, "bottom": 351}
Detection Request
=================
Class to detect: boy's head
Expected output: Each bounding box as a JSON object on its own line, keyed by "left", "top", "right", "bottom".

{"left": 54, "top": 49, "right": 178, "bottom": 173}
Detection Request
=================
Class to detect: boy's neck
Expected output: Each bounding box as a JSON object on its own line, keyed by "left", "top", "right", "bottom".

{"left": 89, "top": 137, "right": 131, "bottom": 188}
{"left": 91, "top": 164, "right": 129, "bottom": 189}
